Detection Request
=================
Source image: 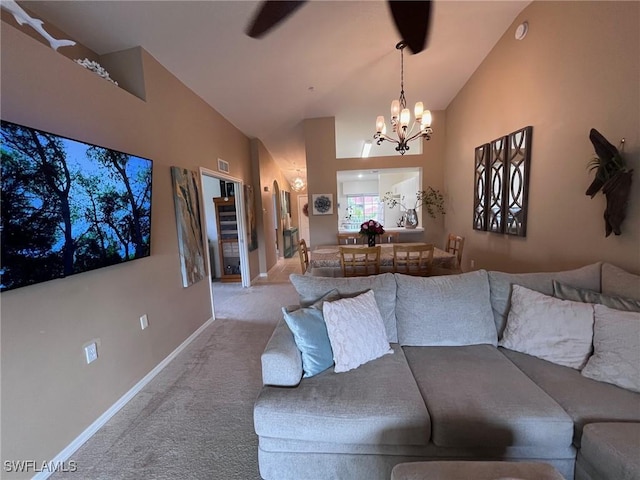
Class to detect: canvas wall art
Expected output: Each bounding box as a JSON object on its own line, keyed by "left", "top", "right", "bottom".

{"left": 170, "top": 167, "right": 206, "bottom": 287}
{"left": 245, "top": 184, "right": 258, "bottom": 251}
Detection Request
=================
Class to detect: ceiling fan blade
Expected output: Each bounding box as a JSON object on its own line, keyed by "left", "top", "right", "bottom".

{"left": 388, "top": 0, "right": 432, "bottom": 54}
{"left": 246, "top": 1, "right": 307, "bottom": 39}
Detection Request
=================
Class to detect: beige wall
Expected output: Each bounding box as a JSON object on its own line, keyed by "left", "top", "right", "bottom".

{"left": 445, "top": 1, "right": 639, "bottom": 274}
{"left": 304, "top": 114, "right": 448, "bottom": 248}
{"left": 1, "top": 22, "right": 253, "bottom": 471}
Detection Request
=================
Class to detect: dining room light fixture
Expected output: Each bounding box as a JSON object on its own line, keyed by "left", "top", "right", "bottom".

{"left": 290, "top": 170, "right": 306, "bottom": 192}
{"left": 374, "top": 42, "right": 433, "bottom": 155}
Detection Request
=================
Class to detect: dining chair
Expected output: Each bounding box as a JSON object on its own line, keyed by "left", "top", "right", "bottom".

{"left": 378, "top": 232, "right": 400, "bottom": 244}
{"left": 339, "top": 246, "right": 381, "bottom": 277}
{"left": 393, "top": 244, "right": 434, "bottom": 276}
{"left": 445, "top": 233, "right": 465, "bottom": 266}
{"left": 337, "top": 233, "right": 361, "bottom": 245}
{"left": 298, "top": 239, "right": 309, "bottom": 273}
{"left": 430, "top": 234, "right": 465, "bottom": 276}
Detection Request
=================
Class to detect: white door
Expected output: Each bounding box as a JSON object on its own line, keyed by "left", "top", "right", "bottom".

{"left": 298, "top": 194, "right": 310, "bottom": 247}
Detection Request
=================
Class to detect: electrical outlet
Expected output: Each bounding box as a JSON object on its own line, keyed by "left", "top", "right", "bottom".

{"left": 470, "top": 259, "right": 476, "bottom": 269}
{"left": 140, "top": 314, "right": 149, "bottom": 330}
{"left": 84, "top": 342, "right": 98, "bottom": 364}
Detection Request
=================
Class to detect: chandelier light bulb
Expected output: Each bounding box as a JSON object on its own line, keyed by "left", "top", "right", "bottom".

{"left": 376, "top": 116, "right": 385, "bottom": 134}
{"left": 422, "top": 110, "right": 432, "bottom": 128}
{"left": 391, "top": 99, "right": 400, "bottom": 119}
{"left": 414, "top": 102, "right": 424, "bottom": 121}
{"left": 400, "top": 108, "right": 411, "bottom": 128}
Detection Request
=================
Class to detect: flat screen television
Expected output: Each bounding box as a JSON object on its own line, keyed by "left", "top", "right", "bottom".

{"left": 1, "top": 120, "right": 153, "bottom": 291}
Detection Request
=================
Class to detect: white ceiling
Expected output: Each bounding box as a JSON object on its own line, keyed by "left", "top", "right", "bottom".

{"left": 22, "top": 0, "right": 529, "bottom": 182}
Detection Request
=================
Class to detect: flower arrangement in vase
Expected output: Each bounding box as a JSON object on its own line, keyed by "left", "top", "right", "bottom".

{"left": 359, "top": 219, "right": 385, "bottom": 246}
{"left": 382, "top": 187, "right": 445, "bottom": 229}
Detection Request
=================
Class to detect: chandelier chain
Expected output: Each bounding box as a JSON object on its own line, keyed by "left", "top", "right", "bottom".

{"left": 399, "top": 44, "right": 406, "bottom": 110}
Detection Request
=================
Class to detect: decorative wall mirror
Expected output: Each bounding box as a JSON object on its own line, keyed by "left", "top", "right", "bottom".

{"left": 473, "top": 126, "right": 532, "bottom": 237}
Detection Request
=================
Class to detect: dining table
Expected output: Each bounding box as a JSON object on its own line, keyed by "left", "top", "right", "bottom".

{"left": 309, "top": 242, "right": 458, "bottom": 271}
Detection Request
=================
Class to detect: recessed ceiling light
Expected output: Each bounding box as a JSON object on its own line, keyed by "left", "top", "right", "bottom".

{"left": 515, "top": 21, "right": 528, "bottom": 40}
{"left": 361, "top": 140, "right": 372, "bottom": 158}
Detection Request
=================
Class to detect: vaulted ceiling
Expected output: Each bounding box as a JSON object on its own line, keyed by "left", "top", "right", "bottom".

{"left": 22, "top": 1, "right": 529, "bottom": 183}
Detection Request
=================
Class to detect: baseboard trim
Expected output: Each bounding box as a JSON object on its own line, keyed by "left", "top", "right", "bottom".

{"left": 32, "top": 317, "right": 215, "bottom": 480}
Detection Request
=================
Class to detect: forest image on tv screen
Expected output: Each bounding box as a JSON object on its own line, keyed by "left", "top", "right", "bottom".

{"left": 0, "top": 120, "right": 153, "bottom": 291}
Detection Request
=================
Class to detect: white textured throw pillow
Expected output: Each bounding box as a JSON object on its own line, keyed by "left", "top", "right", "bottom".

{"left": 499, "top": 285, "right": 594, "bottom": 369}
{"left": 322, "top": 290, "right": 393, "bottom": 373}
{"left": 581, "top": 304, "right": 640, "bottom": 393}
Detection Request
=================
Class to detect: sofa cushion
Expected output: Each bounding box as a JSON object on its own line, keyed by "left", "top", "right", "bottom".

{"left": 254, "top": 344, "right": 430, "bottom": 446}
{"left": 391, "top": 460, "right": 566, "bottom": 480}
{"left": 395, "top": 270, "right": 497, "bottom": 347}
{"left": 322, "top": 290, "right": 393, "bottom": 373}
{"left": 290, "top": 273, "right": 398, "bottom": 342}
{"left": 403, "top": 345, "right": 573, "bottom": 449}
{"left": 576, "top": 423, "right": 640, "bottom": 480}
{"left": 499, "top": 285, "right": 595, "bottom": 369}
{"left": 553, "top": 280, "right": 640, "bottom": 312}
{"left": 488, "top": 262, "right": 601, "bottom": 337}
{"left": 581, "top": 304, "right": 640, "bottom": 393}
{"left": 500, "top": 347, "right": 640, "bottom": 446}
{"left": 602, "top": 263, "right": 640, "bottom": 300}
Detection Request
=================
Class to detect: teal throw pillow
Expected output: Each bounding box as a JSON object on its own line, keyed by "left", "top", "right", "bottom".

{"left": 281, "top": 289, "right": 341, "bottom": 378}
{"left": 282, "top": 307, "right": 333, "bottom": 378}
{"left": 553, "top": 280, "right": 640, "bottom": 313}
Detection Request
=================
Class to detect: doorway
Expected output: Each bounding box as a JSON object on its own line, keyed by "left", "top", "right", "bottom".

{"left": 200, "top": 168, "right": 250, "bottom": 317}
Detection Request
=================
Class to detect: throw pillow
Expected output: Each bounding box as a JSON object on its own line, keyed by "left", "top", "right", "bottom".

{"left": 581, "top": 304, "right": 640, "bottom": 393}
{"left": 395, "top": 270, "right": 498, "bottom": 347}
{"left": 322, "top": 290, "right": 393, "bottom": 373}
{"left": 499, "top": 285, "right": 594, "bottom": 369}
{"left": 487, "top": 263, "right": 602, "bottom": 337}
{"left": 281, "top": 289, "right": 341, "bottom": 378}
{"left": 553, "top": 280, "right": 640, "bottom": 313}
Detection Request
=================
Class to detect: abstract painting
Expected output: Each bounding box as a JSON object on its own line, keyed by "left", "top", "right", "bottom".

{"left": 244, "top": 184, "right": 258, "bottom": 251}
{"left": 171, "top": 167, "right": 206, "bottom": 287}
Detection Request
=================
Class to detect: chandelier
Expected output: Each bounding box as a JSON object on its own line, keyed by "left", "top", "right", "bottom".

{"left": 290, "top": 170, "right": 306, "bottom": 192}
{"left": 374, "top": 42, "right": 433, "bottom": 155}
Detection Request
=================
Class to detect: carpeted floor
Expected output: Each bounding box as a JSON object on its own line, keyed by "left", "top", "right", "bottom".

{"left": 53, "top": 258, "right": 301, "bottom": 480}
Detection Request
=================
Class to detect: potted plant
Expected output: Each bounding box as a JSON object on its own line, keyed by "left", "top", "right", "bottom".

{"left": 383, "top": 187, "right": 445, "bottom": 229}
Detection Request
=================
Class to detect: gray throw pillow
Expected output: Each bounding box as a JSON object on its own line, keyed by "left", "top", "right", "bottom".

{"left": 581, "top": 304, "right": 640, "bottom": 393}
{"left": 553, "top": 280, "right": 640, "bottom": 313}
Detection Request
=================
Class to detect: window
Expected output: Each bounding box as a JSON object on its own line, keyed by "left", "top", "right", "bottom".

{"left": 346, "top": 195, "right": 383, "bottom": 224}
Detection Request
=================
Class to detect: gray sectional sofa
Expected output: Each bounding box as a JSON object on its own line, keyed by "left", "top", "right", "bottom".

{"left": 253, "top": 262, "right": 640, "bottom": 480}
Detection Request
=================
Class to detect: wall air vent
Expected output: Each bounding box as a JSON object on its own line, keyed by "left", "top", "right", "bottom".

{"left": 218, "top": 158, "right": 230, "bottom": 173}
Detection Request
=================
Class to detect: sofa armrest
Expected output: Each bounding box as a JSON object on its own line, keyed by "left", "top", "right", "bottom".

{"left": 261, "top": 318, "right": 302, "bottom": 387}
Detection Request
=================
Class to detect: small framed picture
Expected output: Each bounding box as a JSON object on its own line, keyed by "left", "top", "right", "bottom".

{"left": 312, "top": 194, "right": 333, "bottom": 215}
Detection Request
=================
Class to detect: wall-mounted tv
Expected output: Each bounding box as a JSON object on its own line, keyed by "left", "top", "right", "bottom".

{"left": 1, "top": 120, "right": 153, "bottom": 292}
